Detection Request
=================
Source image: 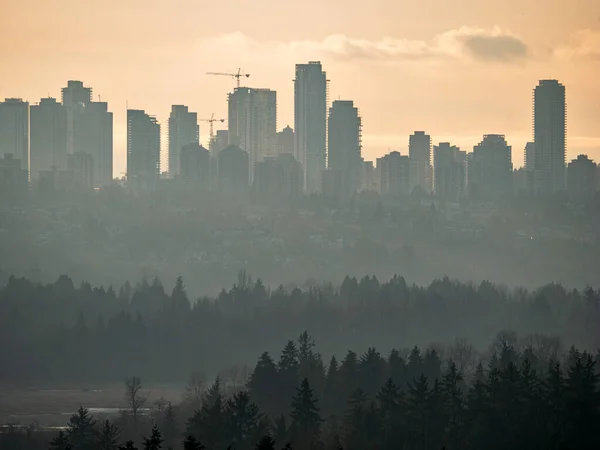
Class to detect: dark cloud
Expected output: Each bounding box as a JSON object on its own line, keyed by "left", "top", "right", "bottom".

{"left": 460, "top": 34, "right": 529, "bottom": 62}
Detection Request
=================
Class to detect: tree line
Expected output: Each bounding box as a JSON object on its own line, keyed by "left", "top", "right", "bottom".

{"left": 1, "top": 332, "right": 599, "bottom": 450}
{"left": 0, "top": 272, "right": 599, "bottom": 383}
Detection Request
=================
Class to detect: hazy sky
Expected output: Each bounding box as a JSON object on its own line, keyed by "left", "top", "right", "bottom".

{"left": 1, "top": 0, "right": 599, "bottom": 175}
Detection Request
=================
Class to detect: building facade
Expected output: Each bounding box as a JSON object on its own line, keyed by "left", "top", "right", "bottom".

{"left": 0, "top": 98, "right": 29, "bottom": 173}
{"left": 30, "top": 98, "right": 68, "bottom": 181}
{"left": 408, "top": 131, "right": 432, "bottom": 194}
{"left": 218, "top": 145, "right": 249, "bottom": 196}
{"left": 180, "top": 143, "right": 210, "bottom": 188}
{"left": 434, "top": 143, "right": 466, "bottom": 202}
{"left": 327, "top": 100, "right": 362, "bottom": 196}
{"left": 377, "top": 151, "right": 410, "bottom": 196}
{"left": 127, "top": 110, "right": 161, "bottom": 191}
{"left": 228, "top": 87, "right": 277, "bottom": 183}
{"left": 277, "top": 125, "right": 294, "bottom": 155}
{"left": 168, "top": 105, "right": 199, "bottom": 178}
{"left": 533, "top": 80, "right": 566, "bottom": 195}
{"left": 567, "top": 154, "right": 597, "bottom": 200}
{"left": 294, "top": 61, "right": 327, "bottom": 193}
{"left": 468, "top": 134, "right": 513, "bottom": 200}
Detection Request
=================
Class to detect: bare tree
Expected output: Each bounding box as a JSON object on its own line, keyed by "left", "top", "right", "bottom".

{"left": 125, "top": 376, "right": 147, "bottom": 421}
{"left": 447, "top": 337, "right": 478, "bottom": 377}
{"left": 183, "top": 371, "right": 207, "bottom": 408}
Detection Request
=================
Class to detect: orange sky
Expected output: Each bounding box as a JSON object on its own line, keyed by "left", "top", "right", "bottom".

{"left": 1, "top": 0, "right": 599, "bottom": 175}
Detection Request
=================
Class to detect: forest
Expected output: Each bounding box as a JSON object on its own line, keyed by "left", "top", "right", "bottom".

{"left": 1, "top": 330, "right": 599, "bottom": 450}
{"left": 0, "top": 272, "right": 599, "bottom": 383}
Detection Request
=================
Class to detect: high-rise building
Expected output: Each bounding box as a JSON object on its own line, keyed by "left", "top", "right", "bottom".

{"left": 567, "top": 154, "right": 597, "bottom": 200}
{"left": 180, "top": 143, "right": 210, "bottom": 188}
{"left": 276, "top": 125, "right": 294, "bottom": 156}
{"left": 210, "top": 129, "right": 229, "bottom": 156}
{"left": 168, "top": 105, "right": 199, "bottom": 178}
{"left": 61, "top": 81, "right": 112, "bottom": 187}
{"left": 67, "top": 152, "right": 94, "bottom": 190}
{"left": 228, "top": 87, "right": 277, "bottom": 182}
{"left": 0, "top": 98, "right": 29, "bottom": 173}
{"left": 0, "top": 153, "right": 28, "bottom": 201}
{"left": 254, "top": 153, "right": 303, "bottom": 202}
{"left": 217, "top": 145, "right": 249, "bottom": 196}
{"left": 434, "top": 142, "right": 466, "bottom": 202}
{"left": 533, "top": 80, "right": 566, "bottom": 194}
{"left": 327, "top": 100, "right": 362, "bottom": 196}
{"left": 524, "top": 142, "right": 535, "bottom": 170}
{"left": 360, "top": 159, "right": 375, "bottom": 192}
{"left": 30, "top": 98, "right": 68, "bottom": 181}
{"left": 409, "top": 131, "right": 433, "bottom": 194}
{"left": 127, "top": 110, "right": 160, "bottom": 191}
{"left": 377, "top": 151, "right": 410, "bottom": 196}
{"left": 62, "top": 80, "right": 92, "bottom": 155}
{"left": 468, "top": 134, "right": 513, "bottom": 200}
{"left": 294, "top": 61, "right": 327, "bottom": 193}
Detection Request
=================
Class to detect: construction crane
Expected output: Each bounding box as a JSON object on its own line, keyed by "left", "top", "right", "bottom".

{"left": 199, "top": 113, "right": 226, "bottom": 145}
{"left": 206, "top": 68, "right": 250, "bottom": 88}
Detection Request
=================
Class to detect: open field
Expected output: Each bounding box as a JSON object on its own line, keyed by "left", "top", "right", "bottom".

{"left": 0, "top": 385, "right": 182, "bottom": 427}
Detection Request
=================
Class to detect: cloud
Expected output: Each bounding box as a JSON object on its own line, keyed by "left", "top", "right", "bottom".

{"left": 196, "top": 27, "right": 530, "bottom": 65}
{"left": 555, "top": 29, "right": 600, "bottom": 61}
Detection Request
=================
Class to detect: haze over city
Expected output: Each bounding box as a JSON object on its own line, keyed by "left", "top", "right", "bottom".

{"left": 1, "top": 0, "right": 600, "bottom": 174}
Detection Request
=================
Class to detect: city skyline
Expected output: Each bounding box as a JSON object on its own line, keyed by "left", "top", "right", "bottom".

{"left": 1, "top": 0, "right": 598, "bottom": 176}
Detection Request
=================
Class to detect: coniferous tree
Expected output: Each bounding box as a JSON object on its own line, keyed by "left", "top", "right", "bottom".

{"left": 226, "top": 391, "right": 266, "bottom": 450}
{"left": 49, "top": 431, "right": 71, "bottom": 450}
{"left": 97, "top": 420, "right": 120, "bottom": 450}
{"left": 406, "top": 374, "right": 430, "bottom": 450}
{"left": 255, "top": 436, "right": 276, "bottom": 450}
{"left": 118, "top": 441, "right": 138, "bottom": 450}
{"left": 183, "top": 436, "right": 205, "bottom": 450}
{"left": 142, "top": 426, "right": 163, "bottom": 450}
{"left": 66, "top": 406, "right": 96, "bottom": 450}
{"left": 290, "top": 378, "right": 322, "bottom": 450}
{"left": 162, "top": 403, "right": 179, "bottom": 450}
{"left": 186, "top": 377, "right": 227, "bottom": 450}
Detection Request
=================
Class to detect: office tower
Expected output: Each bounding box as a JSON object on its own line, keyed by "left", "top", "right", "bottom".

{"left": 524, "top": 142, "right": 535, "bottom": 170}
{"left": 180, "top": 143, "right": 210, "bottom": 188}
{"left": 468, "top": 134, "right": 513, "bottom": 200}
{"left": 127, "top": 110, "right": 161, "bottom": 191}
{"left": 434, "top": 143, "right": 466, "bottom": 202}
{"left": 533, "top": 80, "right": 566, "bottom": 194}
{"left": 567, "top": 155, "right": 597, "bottom": 200}
{"left": 0, "top": 153, "right": 28, "bottom": 201}
{"left": 0, "top": 98, "right": 29, "bottom": 173}
{"left": 277, "top": 125, "right": 294, "bottom": 155}
{"left": 377, "top": 151, "right": 410, "bottom": 196}
{"left": 67, "top": 152, "right": 94, "bottom": 189}
{"left": 228, "top": 87, "right": 277, "bottom": 182}
{"left": 61, "top": 81, "right": 113, "bottom": 187}
{"left": 254, "top": 153, "right": 303, "bottom": 202}
{"left": 30, "top": 98, "right": 68, "bottom": 181}
{"left": 327, "top": 100, "right": 362, "bottom": 196}
{"left": 168, "top": 105, "right": 199, "bottom": 178}
{"left": 360, "top": 159, "right": 375, "bottom": 192}
{"left": 294, "top": 61, "right": 327, "bottom": 193}
{"left": 62, "top": 80, "right": 92, "bottom": 155}
{"left": 217, "top": 145, "right": 249, "bottom": 196}
{"left": 409, "top": 131, "right": 433, "bottom": 193}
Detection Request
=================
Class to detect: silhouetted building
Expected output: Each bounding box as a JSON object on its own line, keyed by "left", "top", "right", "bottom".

{"left": 127, "top": 109, "right": 160, "bottom": 191}
{"left": 434, "top": 143, "right": 466, "bottom": 202}
{"left": 218, "top": 145, "right": 249, "bottom": 196}
{"left": 30, "top": 97, "right": 67, "bottom": 181}
{"left": 67, "top": 152, "right": 94, "bottom": 190}
{"left": 168, "top": 105, "right": 199, "bottom": 178}
{"left": 0, "top": 98, "right": 29, "bottom": 173}
{"left": 360, "top": 159, "right": 375, "bottom": 191}
{"left": 180, "top": 143, "right": 210, "bottom": 188}
{"left": 61, "top": 81, "right": 113, "bottom": 187}
{"left": 321, "top": 168, "right": 344, "bottom": 203}
{"left": 533, "top": 80, "right": 566, "bottom": 194}
{"left": 468, "top": 134, "right": 513, "bottom": 200}
{"left": 210, "top": 129, "right": 229, "bottom": 156}
{"left": 327, "top": 100, "right": 362, "bottom": 196}
{"left": 409, "top": 131, "right": 433, "bottom": 194}
{"left": 62, "top": 80, "right": 92, "bottom": 156}
{"left": 567, "top": 154, "right": 597, "bottom": 200}
{"left": 277, "top": 125, "right": 294, "bottom": 155}
{"left": 254, "top": 153, "right": 302, "bottom": 202}
{"left": 294, "top": 61, "right": 327, "bottom": 193}
{"left": 524, "top": 142, "right": 535, "bottom": 170}
{"left": 377, "top": 151, "right": 410, "bottom": 196}
{"left": 228, "top": 87, "right": 277, "bottom": 182}
{"left": 0, "top": 153, "right": 28, "bottom": 201}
